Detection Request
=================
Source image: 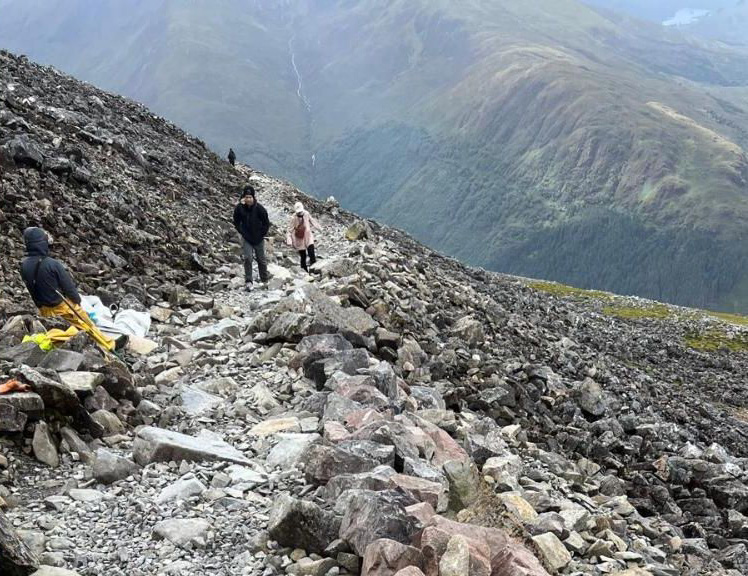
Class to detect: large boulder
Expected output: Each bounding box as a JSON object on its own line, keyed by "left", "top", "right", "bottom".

{"left": 339, "top": 490, "right": 421, "bottom": 555}
{"left": 267, "top": 494, "right": 342, "bottom": 554}
{"left": 321, "top": 466, "right": 398, "bottom": 500}
{"left": 302, "top": 443, "right": 380, "bottom": 485}
{"left": 291, "top": 334, "right": 353, "bottom": 369}
{"left": 0, "top": 392, "right": 43, "bottom": 432}
{"left": 306, "top": 350, "right": 371, "bottom": 389}
{"left": 268, "top": 286, "right": 378, "bottom": 347}
{"left": 577, "top": 378, "right": 606, "bottom": 417}
{"left": 448, "top": 317, "right": 484, "bottom": 347}
{"left": 362, "top": 539, "right": 424, "bottom": 576}
{"left": 32, "top": 421, "right": 59, "bottom": 468}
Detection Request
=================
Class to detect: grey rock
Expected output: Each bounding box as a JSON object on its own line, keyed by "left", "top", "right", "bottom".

{"left": 90, "top": 410, "right": 125, "bottom": 436}
{"left": 180, "top": 386, "right": 223, "bottom": 416}
{"left": 443, "top": 460, "right": 480, "bottom": 512}
{"left": 92, "top": 449, "right": 140, "bottom": 484}
{"left": 38, "top": 350, "right": 84, "bottom": 372}
{"left": 339, "top": 490, "right": 420, "bottom": 555}
{"left": 153, "top": 518, "right": 211, "bottom": 548}
{"left": 266, "top": 433, "right": 321, "bottom": 469}
{"left": 32, "top": 421, "right": 59, "bottom": 468}
{"left": 57, "top": 371, "right": 103, "bottom": 394}
{"left": 156, "top": 477, "right": 206, "bottom": 504}
{"left": 577, "top": 378, "right": 606, "bottom": 417}
{"left": 267, "top": 493, "right": 342, "bottom": 554}
{"left": 133, "top": 426, "right": 251, "bottom": 466}
{"left": 59, "top": 427, "right": 94, "bottom": 463}
{"left": 302, "top": 443, "right": 379, "bottom": 485}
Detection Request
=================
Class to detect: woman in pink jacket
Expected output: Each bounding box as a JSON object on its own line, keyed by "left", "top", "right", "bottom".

{"left": 288, "top": 202, "right": 322, "bottom": 272}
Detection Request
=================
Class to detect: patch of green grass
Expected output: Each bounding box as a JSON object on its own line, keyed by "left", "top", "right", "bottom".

{"left": 685, "top": 329, "right": 748, "bottom": 352}
{"left": 708, "top": 311, "right": 748, "bottom": 327}
{"left": 528, "top": 281, "right": 612, "bottom": 300}
{"left": 603, "top": 304, "right": 672, "bottom": 319}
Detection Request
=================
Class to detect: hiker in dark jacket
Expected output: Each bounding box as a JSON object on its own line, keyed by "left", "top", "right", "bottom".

{"left": 232, "top": 185, "right": 270, "bottom": 290}
{"left": 228, "top": 148, "right": 236, "bottom": 166}
{"left": 19, "top": 227, "right": 116, "bottom": 351}
{"left": 21, "top": 227, "right": 81, "bottom": 307}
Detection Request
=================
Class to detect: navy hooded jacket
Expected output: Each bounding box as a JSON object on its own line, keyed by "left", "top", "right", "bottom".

{"left": 20, "top": 227, "right": 82, "bottom": 307}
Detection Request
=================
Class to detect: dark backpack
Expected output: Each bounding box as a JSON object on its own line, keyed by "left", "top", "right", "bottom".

{"left": 294, "top": 215, "right": 306, "bottom": 239}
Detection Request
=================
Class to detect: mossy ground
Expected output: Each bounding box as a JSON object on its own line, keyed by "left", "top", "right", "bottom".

{"left": 602, "top": 304, "right": 672, "bottom": 319}
{"left": 708, "top": 311, "right": 748, "bottom": 327}
{"left": 526, "top": 279, "right": 748, "bottom": 353}
{"left": 528, "top": 281, "right": 612, "bottom": 300}
{"left": 685, "top": 329, "right": 748, "bottom": 353}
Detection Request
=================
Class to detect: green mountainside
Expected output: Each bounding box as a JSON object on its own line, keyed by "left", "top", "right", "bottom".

{"left": 1, "top": 0, "right": 747, "bottom": 312}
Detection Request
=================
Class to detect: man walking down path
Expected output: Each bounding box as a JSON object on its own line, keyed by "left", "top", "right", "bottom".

{"left": 19, "top": 227, "right": 117, "bottom": 351}
{"left": 228, "top": 148, "right": 236, "bottom": 166}
{"left": 233, "top": 185, "right": 270, "bottom": 290}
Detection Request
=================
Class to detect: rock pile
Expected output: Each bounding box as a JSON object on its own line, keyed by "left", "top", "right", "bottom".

{"left": 1, "top": 50, "right": 748, "bottom": 576}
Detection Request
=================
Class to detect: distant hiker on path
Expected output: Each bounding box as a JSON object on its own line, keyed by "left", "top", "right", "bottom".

{"left": 20, "top": 227, "right": 118, "bottom": 351}
{"left": 233, "top": 185, "right": 270, "bottom": 290}
{"left": 288, "top": 201, "right": 321, "bottom": 272}
{"left": 228, "top": 148, "right": 236, "bottom": 166}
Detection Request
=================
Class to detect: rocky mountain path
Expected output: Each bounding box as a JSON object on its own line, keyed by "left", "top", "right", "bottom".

{"left": 3, "top": 171, "right": 355, "bottom": 576}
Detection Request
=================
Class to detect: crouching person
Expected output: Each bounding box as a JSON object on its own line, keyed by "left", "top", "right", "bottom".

{"left": 20, "top": 227, "right": 117, "bottom": 352}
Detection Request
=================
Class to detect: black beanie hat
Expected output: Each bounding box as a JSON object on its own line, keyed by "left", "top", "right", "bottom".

{"left": 240, "top": 185, "right": 256, "bottom": 199}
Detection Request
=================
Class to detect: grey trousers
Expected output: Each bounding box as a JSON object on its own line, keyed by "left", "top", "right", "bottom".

{"left": 242, "top": 239, "right": 269, "bottom": 283}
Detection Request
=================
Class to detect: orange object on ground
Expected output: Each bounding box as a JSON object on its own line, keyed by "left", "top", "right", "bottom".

{"left": 0, "top": 379, "right": 31, "bottom": 395}
{"left": 39, "top": 301, "right": 116, "bottom": 352}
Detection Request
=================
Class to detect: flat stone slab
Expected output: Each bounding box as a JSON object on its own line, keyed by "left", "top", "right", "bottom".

{"left": 133, "top": 426, "right": 251, "bottom": 466}
{"left": 0, "top": 341, "right": 46, "bottom": 366}
{"left": 127, "top": 335, "right": 159, "bottom": 356}
{"left": 68, "top": 489, "right": 104, "bottom": 503}
{"left": 0, "top": 391, "right": 45, "bottom": 417}
{"left": 156, "top": 477, "right": 206, "bottom": 504}
{"left": 190, "top": 319, "right": 242, "bottom": 343}
{"left": 180, "top": 386, "right": 224, "bottom": 416}
{"left": 153, "top": 518, "right": 211, "bottom": 548}
{"left": 250, "top": 417, "right": 301, "bottom": 436}
{"left": 58, "top": 372, "right": 104, "bottom": 394}
{"left": 38, "top": 349, "right": 84, "bottom": 372}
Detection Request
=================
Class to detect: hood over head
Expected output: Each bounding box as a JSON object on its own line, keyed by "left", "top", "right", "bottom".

{"left": 240, "top": 185, "right": 256, "bottom": 200}
{"left": 23, "top": 227, "right": 49, "bottom": 257}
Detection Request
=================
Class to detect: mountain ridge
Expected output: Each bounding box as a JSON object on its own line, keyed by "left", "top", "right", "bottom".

{"left": 1, "top": 0, "right": 747, "bottom": 313}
